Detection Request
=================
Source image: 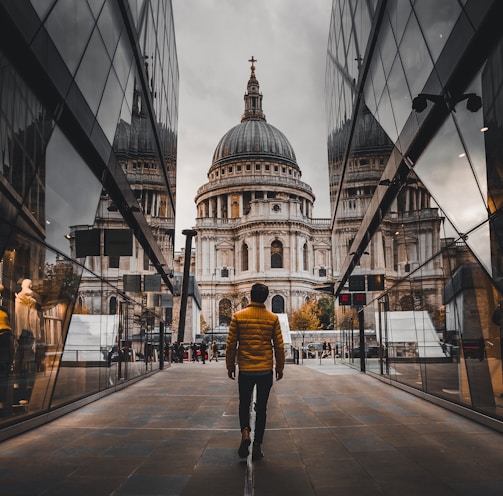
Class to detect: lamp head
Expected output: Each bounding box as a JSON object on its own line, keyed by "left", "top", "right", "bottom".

{"left": 412, "top": 95, "right": 428, "bottom": 113}
{"left": 466, "top": 94, "right": 482, "bottom": 112}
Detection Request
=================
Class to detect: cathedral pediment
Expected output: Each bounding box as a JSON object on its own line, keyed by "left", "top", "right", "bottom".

{"left": 215, "top": 239, "right": 235, "bottom": 250}
{"left": 312, "top": 238, "right": 331, "bottom": 248}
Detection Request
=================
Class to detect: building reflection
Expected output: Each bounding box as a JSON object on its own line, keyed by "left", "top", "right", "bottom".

{"left": 327, "top": 0, "right": 503, "bottom": 426}
{"left": 0, "top": 1, "right": 178, "bottom": 437}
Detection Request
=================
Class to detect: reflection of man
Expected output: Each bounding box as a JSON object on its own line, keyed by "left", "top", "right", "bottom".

{"left": 226, "top": 283, "right": 285, "bottom": 461}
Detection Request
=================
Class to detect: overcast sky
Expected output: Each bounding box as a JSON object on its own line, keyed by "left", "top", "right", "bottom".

{"left": 172, "top": 0, "right": 333, "bottom": 250}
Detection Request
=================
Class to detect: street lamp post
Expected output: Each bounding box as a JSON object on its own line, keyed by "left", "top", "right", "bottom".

{"left": 358, "top": 306, "right": 365, "bottom": 373}
{"left": 178, "top": 229, "right": 197, "bottom": 343}
{"left": 211, "top": 269, "right": 216, "bottom": 344}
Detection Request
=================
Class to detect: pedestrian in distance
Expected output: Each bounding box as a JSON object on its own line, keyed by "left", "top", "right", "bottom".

{"left": 199, "top": 340, "right": 207, "bottom": 364}
{"left": 226, "top": 283, "right": 285, "bottom": 461}
{"left": 173, "top": 341, "right": 184, "bottom": 363}
{"left": 210, "top": 341, "right": 218, "bottom": 362}
{"left": 191, "top": 342, "right": 199, "bottom": 362}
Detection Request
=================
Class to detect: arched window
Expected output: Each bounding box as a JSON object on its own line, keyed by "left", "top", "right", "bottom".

{"left": 109, "top": 296, "right": 117, "bottom": 315}
{"left": 272, "top": 295, "right": 285, "bottom": 313}
{"left": 271, "top": 240, "right": 283, "bottom": 268}
{"left": 242, "top": 243, "right": 249, "bottom": 271}
{"left": 303, "top": 243, "right": 308, "bottom": 271}
{"left": 219, "top": 298, "right": 232, "bottom": 326}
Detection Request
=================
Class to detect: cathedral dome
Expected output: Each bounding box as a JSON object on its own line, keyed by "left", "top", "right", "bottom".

{"left": 210, "top": 56, "right": 298, "bottom": 170}
{"left": 212, "top": 119, "right": 297, "bottom": 167}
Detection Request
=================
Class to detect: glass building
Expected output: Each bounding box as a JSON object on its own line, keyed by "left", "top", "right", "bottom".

{"left": 0, "top": 1, "right": 178, "bottom": 438}
{"left": 327, "top": 0, "right": 503, "bottom": 429}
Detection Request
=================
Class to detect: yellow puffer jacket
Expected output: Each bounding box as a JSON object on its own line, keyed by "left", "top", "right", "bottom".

{"left": 0, "top": 308, "right": 11, "bottom": 330}
{"left": 226, "top": 302, "right": 285, "bottom": 373}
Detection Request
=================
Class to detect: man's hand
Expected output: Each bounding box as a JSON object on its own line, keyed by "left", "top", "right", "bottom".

{"left": 275, "top": 369, "right": 283, "bottom": 381}
{"left": 227, "top": 368, "right": 236, "bottom": 380}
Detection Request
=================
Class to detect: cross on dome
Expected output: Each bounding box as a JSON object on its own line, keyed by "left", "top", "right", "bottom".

{"left": 249, "top": 56, "right": 257, "bottom": 76}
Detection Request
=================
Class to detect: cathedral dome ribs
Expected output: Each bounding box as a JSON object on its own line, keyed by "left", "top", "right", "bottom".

{"left": 210, "top": 57, "right": 298, "bottom": 171}
{"left": 211, "top": 121, "right": 298, "bottom": 169}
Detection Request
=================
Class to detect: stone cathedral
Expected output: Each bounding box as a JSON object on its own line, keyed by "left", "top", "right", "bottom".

{"left": 193, "top": 59, "right": 332, "bottom": 329}
{"left": 189, "top": 58, "right": 444, "bottom": 337}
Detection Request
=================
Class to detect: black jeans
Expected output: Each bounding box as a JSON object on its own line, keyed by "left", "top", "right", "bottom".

{"left": 238, "top": 371, "right": 273, "bottom": 445}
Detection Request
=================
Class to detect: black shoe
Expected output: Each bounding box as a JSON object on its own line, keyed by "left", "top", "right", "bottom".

{"left": 252, "top": 443, "right": 264, "bottom": 461}
{"left": 238, "top": 428, "right": 251, "bottom": 458}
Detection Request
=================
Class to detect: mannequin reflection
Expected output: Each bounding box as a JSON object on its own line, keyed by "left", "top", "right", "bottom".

{"left": 15, "top": 279, "right": 40, "bottom": 340}
{"left": 15, "top": 279, "right": 41, "bottom": 373}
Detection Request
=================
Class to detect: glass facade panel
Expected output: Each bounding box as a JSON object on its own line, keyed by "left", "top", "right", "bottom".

{"left": 376, "top": 86, "right": 398, "bottom": 143}
{"left": 414, "top": 118, "right": 488, "bottom": 236}
{"left": 327, "top": 0, "right": 503, "bottom": 426}
{"left": 31, "top": 0, "right": 58, "bottom": 21}
{"left": 45, "top": 127, "right": 103, "bottom": 256}
{"left": 75, "top": 26, "right": 111, "bottom": 115}
{"left": 1, "top": 0, "right": 177, "bottom": 435}
{"left": 399, "top": 14, "right": 432, "bottom": 100}
{"left": 386, "top": 0, "right": 412, "bottom": 46}
{"left": 96, "top": 0, "right": 122, "bottom": 60}
{"left": 44, "top": 0, "right": 95, "bottom": 75}
{"left": 413, "top": 0, "right": 461, "bottom": 62}
{"left": 96, "top": 67, "right": 124, "bottom": 143}
{"left": 386, "top": 54, "right": 410, "bottom": 143}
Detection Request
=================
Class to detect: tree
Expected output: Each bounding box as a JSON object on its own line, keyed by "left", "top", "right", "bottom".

{"left": 289, "top": 300, "right": 322, "bottom": 330}
{"left": 200, "top": 314, "right": 210, "bottom": 333}
{"left": 335, "top": 306, "right": 357, "bottom": 331}
{"left": 316, "top": 296, "right": 334, "bottom": 329}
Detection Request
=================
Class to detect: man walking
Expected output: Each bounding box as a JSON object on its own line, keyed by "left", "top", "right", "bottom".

{"left": 199, "top": 340, "right": 207, "bottom": 364}
{"left": 210, "top": 341, "right": 218, "bottom": 362}
{"left": 226, "top": 283, "right": 285, "bottom": 460}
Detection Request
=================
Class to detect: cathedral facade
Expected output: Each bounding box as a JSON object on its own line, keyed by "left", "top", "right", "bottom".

{"left": 193, "top": 59, "right": 331, "bottom": 330}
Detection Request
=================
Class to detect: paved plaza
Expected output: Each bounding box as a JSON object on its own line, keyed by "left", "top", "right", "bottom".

{"left": 1, "top": 360, "right": 503, "bottom": 495}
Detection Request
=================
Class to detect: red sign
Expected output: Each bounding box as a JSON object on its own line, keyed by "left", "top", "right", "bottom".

{"left": 339, "top": 293, "right": 351, "bottom": 306}
{"left": 352, "top": 293, "right": 366, "bottom": 307}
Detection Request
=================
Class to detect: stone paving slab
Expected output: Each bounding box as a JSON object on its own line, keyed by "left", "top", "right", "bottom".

{"left": 0, "top": 360, "right": 502, "bottom": 495}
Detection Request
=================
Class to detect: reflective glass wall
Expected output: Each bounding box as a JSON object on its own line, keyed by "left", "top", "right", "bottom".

{"left": 327, "top": 0, "right": 503, "bottom": 425}
{"left": 0, "top": 0, "right": 177, "bottom": 434}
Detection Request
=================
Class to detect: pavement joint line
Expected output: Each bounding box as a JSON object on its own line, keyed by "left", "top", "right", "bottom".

{"left": 48, "top": 425, "right": 355, "bottom": 432}
{"left": 244, "top": 386, "right": 257, "bottom": 496}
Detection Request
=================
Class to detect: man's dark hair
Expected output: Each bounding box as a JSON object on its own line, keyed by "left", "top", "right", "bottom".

{"left": 250, "top": 283, "right": 269, "bottom": 303}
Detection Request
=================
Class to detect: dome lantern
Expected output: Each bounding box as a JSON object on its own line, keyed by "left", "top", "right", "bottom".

{"left": 241, "top": 56, "right": 266, "bottom": 122}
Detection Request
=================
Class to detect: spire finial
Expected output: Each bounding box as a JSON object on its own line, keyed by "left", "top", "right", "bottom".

{"left": 249, "top": 56, "right": 257, "bottom": 76}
